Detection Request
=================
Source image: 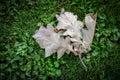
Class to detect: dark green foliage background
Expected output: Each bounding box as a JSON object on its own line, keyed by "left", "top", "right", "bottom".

{"left": 0, "top": 0, "right": 120, "bottom": 80}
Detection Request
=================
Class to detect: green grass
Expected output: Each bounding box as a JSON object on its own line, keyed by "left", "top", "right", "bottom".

{"left": 0, "top": 0, "right": 120, "bottom": 80}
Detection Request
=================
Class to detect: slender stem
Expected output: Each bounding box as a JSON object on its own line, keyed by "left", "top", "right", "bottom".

{"left": 77, "top": 52, "right": 87, "bottom": 71}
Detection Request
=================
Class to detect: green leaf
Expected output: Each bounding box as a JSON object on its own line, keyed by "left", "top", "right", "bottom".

{"left": 54, "top": 61, "right": 59, "bottom": 68}
{"left": 37, "top": 22, "right": 42, "bottom": 26}
{"left": 20, "top": 66, "right": 27, "bottom": 71}
{"left": 92, "top": 51, "right": 99, "bottom": 57}
{"left": 56, "top": 70, "right": 61, "bottom": 76}
{"left": 12, "top": 63, "right": 18, "bottom": 69}
{"left": 33, "top": 70, "right": 38, "bottom": 75}
{"left": 98, "top": 14, "right": 106, "bottom": 20}
{"left": 28, "top": 47, "right": 33, "bottom": 53}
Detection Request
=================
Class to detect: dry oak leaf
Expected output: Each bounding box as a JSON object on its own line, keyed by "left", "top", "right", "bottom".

{"left": 33, "top": 24, "right": 73, "bottom": 59}
{"left": 56, "top": 10, "right": 84, "bottom": 52}
{"left": 81, "top": 13, "right": 97, "bottom": 53}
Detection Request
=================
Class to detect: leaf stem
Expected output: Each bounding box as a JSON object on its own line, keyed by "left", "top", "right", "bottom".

{"left": 78, "top": 52, "right": 87, "bottom": 71}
